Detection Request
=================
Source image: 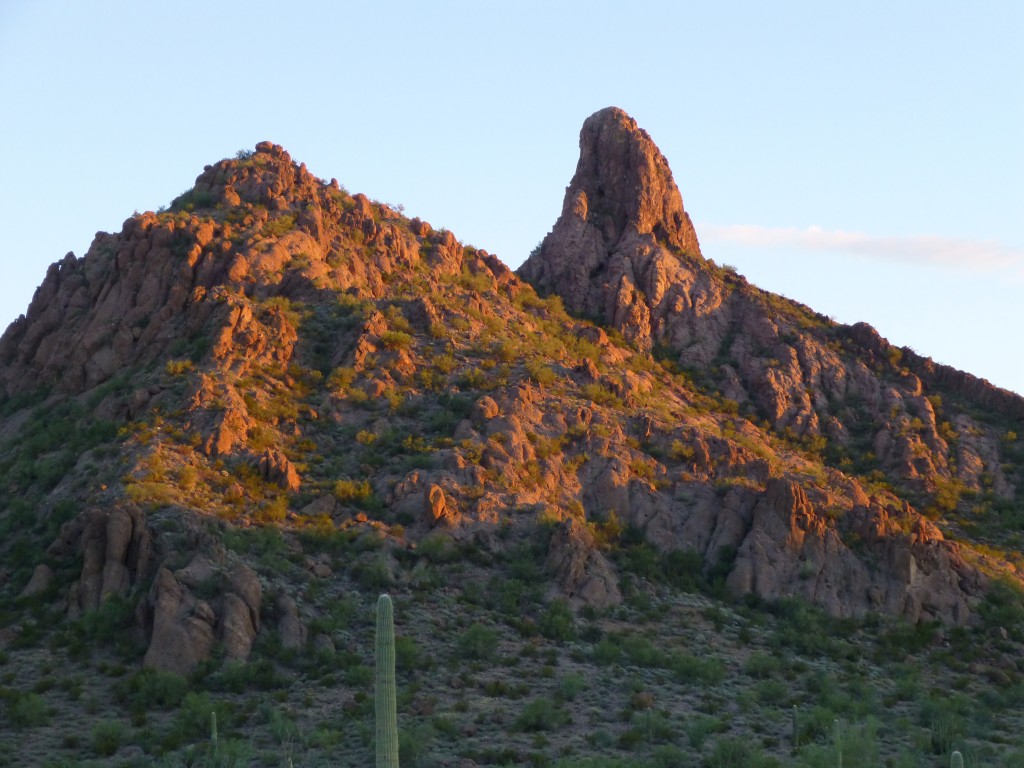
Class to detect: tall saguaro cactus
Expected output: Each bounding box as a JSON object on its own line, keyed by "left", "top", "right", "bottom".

{"left": 375, "top": 594, "right": 400, "bottom": 768}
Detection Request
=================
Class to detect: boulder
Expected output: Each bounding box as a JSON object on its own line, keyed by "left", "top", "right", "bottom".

{"left": 19, "top": 564, "right": 55, "bottom": 598}
{"left": 143, "top": 568, "right": 216, "bottom": 675}
{"left": 257, "top": 448, "right": 301, "bottom": 492}
{"left": 546, "top": 518, "right": 621, "bottom": 609}
{"left": 275, "top": 593, "right": 307, "bottom": 650}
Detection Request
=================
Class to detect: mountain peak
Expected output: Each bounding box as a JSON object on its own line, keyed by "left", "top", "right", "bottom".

{"left": 571, "top": 107, "right": 699, "bottom": 249}
{"left": 518, "top": 107, "right": 702, "bottom": 336}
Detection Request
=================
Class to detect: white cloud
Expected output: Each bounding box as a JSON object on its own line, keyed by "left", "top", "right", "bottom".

{"left": 698, "top": 223, "right": 1024, "bottom": 273}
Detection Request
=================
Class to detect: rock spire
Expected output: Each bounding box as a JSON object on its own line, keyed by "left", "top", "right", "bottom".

{"left": 518, "top": 107, "right": 702, "bottom": 342}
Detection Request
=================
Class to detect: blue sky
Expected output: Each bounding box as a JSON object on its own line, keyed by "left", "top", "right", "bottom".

{"left": 1, "top": 1, "right": 1021, "bottom": 394}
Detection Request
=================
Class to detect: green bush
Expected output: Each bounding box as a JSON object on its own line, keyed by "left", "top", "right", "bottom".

{"left": 558, "top": 672, "right": 587, "bottom": 702}
{"left": 261, "top": 214, "right": 296, "bottom": 237}
{"left": 395, "top": 635, "right": 426, "bottom": 671}
{"left": 114, "top": 668, "right": 188, "bottom": 711}
{"left": 457, "top": 623, "right": 499, "bottom": 660}
{"left": 514, "top": 697, "right": 569, "bottom": 732}
{"left": 334, "top": 478, "right": 373, "bottom": 503}
{"left": 380, "top": 330, "right": 414, "bottom": 350}
{"left": 92, "top": 719, "right": 126, "bottom": 757}
{"left": 6, "top": 692, "right": 50, "bottom": 727}
{"left": 539, "top": 599, "right": 577, "bottom": 642}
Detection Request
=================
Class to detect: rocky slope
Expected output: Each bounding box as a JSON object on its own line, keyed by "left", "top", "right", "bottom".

{"left": 521, "top": 106, "right": 1022, "bottom": 545}
{"left": 0, "top": 114, "right": 1022, "bottom": 765}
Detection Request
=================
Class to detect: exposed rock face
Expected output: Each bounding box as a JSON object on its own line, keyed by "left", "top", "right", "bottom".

{"left": 520, "top": 108, "right": 1021, "bottom": 489}
{"left": 47, "top": 505, "right": 152, "bottom": 618}
{"left": 275, "top": 593, "right": 308, "bottom": 650}
{"left": 519, "top": 107, "right": 702, "bottom": 339}
{"left": 143, "top": 567, "right": 216, "bottom": 675}
{"left": 724, "top": 478, "right": 975, "bottom": 624}
{"left": 546, "top": 518, "right": 622, "bottom": 609}
{"left": 19, "top": 564, "right": 55, "bottom": 598}
{"left": 257, "top": 448, "right": 301, "bottom": 491}
{"left": 520, "top": 106, "right": 1022, "bottom": 622}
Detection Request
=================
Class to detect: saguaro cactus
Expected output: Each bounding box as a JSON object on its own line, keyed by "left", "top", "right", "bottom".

{"left": 375, "top": 594, "right": 399, "bottom": 768}
{"left": 951, "top": 751, "right": 964, "bottom": 768}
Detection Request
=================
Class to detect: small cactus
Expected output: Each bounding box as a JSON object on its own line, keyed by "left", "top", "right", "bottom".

{"left": 375, "top": 594, "right": 399, "bottom": 768}
{"left": 791, "top": 705, "right": 799, "bottom": 752}
{"left": 951, "top": 751, "right": 964, "bottom": 768}
{"left": 210, "top": 710, "right": 218, "bottom": 753}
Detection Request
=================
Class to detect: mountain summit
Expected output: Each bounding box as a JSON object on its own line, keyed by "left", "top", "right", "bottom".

{"left": 520, "top": 106, "right": 702, "bottom": 335}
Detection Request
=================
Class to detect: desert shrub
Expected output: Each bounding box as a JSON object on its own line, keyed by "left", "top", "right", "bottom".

{"left": 918, "top": 693, "right": 971, "bottom": 755}
{"left": 744, "top": 652, "right": 783, "bottom": 679}
{"left": 165, "top": 359, "right": 194, "bottom": 376}
{"left": 592, "top": 636, "right": 623, "bottom": 666}
{"left": 539, "top": 598, "right": 577, "bottom": 642}
{"left": 114, "top": 668, "right": 188, "bottom": 711}
{"left": 977, "top": 577, "right": 1024, "bottom": 641}
{"left": 77, "top": 594, "right": 136, "bottom": 646}
{"left": 558, "top": 672, "right": 587, "bottom": 701}
{"left": 417, "top": 532, "right": 459, "bottom": 563}
{"left": 334, "top": 478, "right": 373, "bottom": 503}
{"left": 620, "top": 708, "right": 674, "bottom": 748}
{"left": 670, "top": 651, "right": 726, "bottom": 685}
{"left": 91, "top": 719, "right": 126, "bottom": 757}
{"left": 581, "top": 382, "right": 623, "bottom": 408}
{"left": 5, "top": 691, "right": 50, "bottom": 727}
{"left": 380, "top": 330, "right": 414, "bottom": 350}
{"left": 669, "top": 439, "right": 695, "bottom": 461}
{"left": 457, "top": 623, "right": 499, "bottom": 660}
{"left": 355, "top": 555, "right": 393, "bottom": 589}
{"left": 208, "top": 659, "right": 286, "bottom": 693}
{"left": 526, "top": 359, "right": 557, "bottom": 386}
{"left": 686, "top": 714, "right": 727, "bottom": 749}
{"left": 167, "top": 692, "right": 233, "bottom": 745}
{"left": 261, "top": 214, "right": 296, "bottom": 237}
{"left": 513, "top": 696, "right": 569, "bottom": 732}
{"left": 395, "top": 636, "right": 426, "bottom": 671}
{"left": 705, "top": 736, "right": 781, "bottom": 767}
{"left": 399, "top": 723, "right": 435, "bottom": 766}
{"left": 170, "top": 187, "right": 215, "bottom": 211}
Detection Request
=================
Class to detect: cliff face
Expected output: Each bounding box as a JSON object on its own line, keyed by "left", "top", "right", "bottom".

{"left": 518, "top": 107, "right": 703, "bottom": 337}
{"left": 0, "top": 117, "right": 1021, "bottom": 688}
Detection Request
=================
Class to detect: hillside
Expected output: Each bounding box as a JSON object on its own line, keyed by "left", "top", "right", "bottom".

{"left": 0, "top": 110, "right": 1022, "bottom": 767}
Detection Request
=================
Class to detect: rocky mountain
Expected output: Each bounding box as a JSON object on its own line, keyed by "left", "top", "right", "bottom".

{"left": 0, "top": 111, "right": 1022, "bottom": 766}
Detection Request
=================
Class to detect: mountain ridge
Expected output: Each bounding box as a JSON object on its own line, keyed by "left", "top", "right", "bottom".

{"left": 0, "top": 111, "right": 1022, "bottom": 765}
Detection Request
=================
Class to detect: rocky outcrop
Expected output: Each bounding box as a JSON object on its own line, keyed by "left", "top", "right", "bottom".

{"left": 0, "top": 141, "right": 471, "bottom": 401}
{"left": 143, "top": 567, "right": 217, "bottom": 675}
{"left": 519, "top": 107, "right": 702, "bottom": 340}
{"left": 546, "top": 518, "right": 621, "bottom": 609}
{"left": 141, "top": 556, "right": 263, "bottom": 673}
{"left": 724, "top": 478, "right": 976, "bottom": 624}
{"left": 257, "top": 448, "right": 301, "bottom": 492}
{"left": 518, "top": 107, "right": 1020, "bottom": 620}
{"left": 19, "top": 564, "right": 55, "bottom": 598}
{"left": 520, "top": 108, "right": 1021, "bottom": 482}
{"left": 47, "top": 505, "right": 152, "bottom": 618}
{"left": 275, "top": 593, "right": 308, "bottom": 650}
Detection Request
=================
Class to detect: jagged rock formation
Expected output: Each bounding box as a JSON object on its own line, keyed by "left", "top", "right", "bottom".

{"left": 0, "top": 115, "right": 1020, "bottom": 688}
{"left": 519, "top": 106, "right": 703, "bottom": 332}
{"left": 519, "top": 107, "right": 1024, "bottom": 620}
{"left": 520, "top": 109, "right": 1020, "bottom": 493}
